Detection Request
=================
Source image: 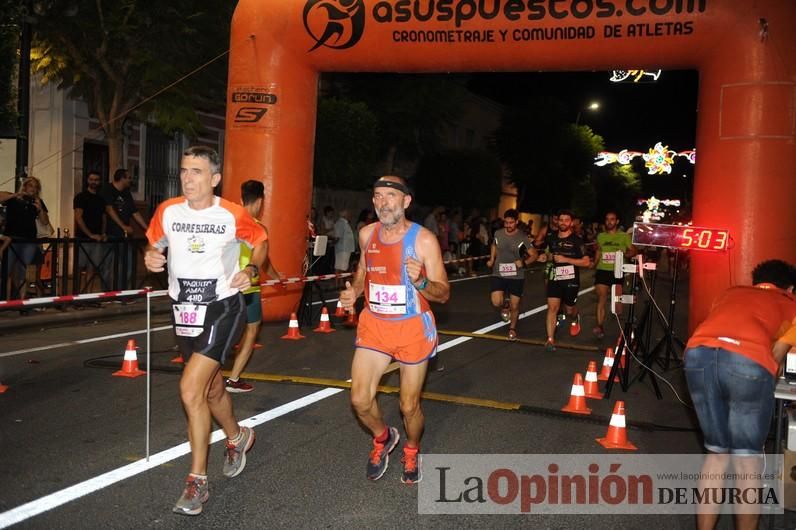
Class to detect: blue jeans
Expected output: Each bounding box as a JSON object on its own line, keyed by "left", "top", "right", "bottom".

{"left": 684, "top": 346, "right": 775, "bottom": 454}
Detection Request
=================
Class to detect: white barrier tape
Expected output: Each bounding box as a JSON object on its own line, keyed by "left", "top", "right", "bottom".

{"left": 3, "top": 255, "right": 492, "bottom": 306}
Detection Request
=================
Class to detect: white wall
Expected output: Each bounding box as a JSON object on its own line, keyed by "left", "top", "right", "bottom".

{"left": 0, "top": 138, "right": 16, "bottom": 193}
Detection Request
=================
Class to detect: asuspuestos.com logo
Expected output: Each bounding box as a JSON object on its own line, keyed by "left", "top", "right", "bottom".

{"left": 372, "top": 0, "right": 708, "bottom": 28}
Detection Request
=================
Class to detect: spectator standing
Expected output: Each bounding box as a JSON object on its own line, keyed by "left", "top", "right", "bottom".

{"left": 74, "top": 171, "right": 110, "bottom": 291}
{"left": 101, "top": 168, "right": 148, "bottom": 288}
{"left": 0, "top": 176, "right": 49, "bottom": 299}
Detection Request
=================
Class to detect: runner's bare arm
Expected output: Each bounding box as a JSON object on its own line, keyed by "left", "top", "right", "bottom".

{"left": 486, "top": 240, "right": 496, "bottom": 269}
{"left": 231, "top": 240, "right": 267, "bottom": 291}
{"left": 408, "top": 228, "right": 449, "bottom": 304}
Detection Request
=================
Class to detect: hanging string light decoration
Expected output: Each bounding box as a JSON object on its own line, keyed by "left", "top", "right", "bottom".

{"left": 595, "top": 142, "right": 695, "bottom": 174}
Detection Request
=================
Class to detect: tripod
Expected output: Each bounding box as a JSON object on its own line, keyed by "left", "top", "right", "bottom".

{"left": 603, "top": 256, "right": 663, "bottom": 400}
{"left": 646, "top": 249, "right": 686, "bottom": 370}
{"left": 297, "top": 237, "right": 328, "bottom": 328}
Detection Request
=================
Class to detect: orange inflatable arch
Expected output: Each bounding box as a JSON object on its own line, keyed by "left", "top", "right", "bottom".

{"left": 223, "top": 0, "right": 796, "bottom": 329}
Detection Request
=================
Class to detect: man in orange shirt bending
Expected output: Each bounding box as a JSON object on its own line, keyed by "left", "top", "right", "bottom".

{"left": 684, "top": 259, "right": 796, "bottom": 530}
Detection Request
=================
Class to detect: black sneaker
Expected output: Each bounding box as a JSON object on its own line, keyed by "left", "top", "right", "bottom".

{"left": 400, "top": 446, "right": 422, "bottom": 484}
{"left": 366, "top": 427, "right": 400, "bottom": 481}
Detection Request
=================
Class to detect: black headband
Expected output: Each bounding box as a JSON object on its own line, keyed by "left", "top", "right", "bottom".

{"left": 373, "top": 179, "right": 411, "bottom": 195}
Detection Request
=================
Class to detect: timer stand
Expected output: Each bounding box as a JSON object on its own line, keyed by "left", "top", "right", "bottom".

{"left": 642, "top": 248, "right": 686, "bottom": 371}
{"left": 603, "top": 255, "right": 663, "bottom": 400}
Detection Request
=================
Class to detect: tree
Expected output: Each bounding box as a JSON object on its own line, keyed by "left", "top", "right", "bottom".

{"left": 495, "top": 97, "right": 602, "bottom": 213}
{"left": 0, "top": 0, "right": 23, "bottom": 136}
{"left": 313, "top": 97, "right": 380, "bottom": 189}
{"left": 413, "top": 148, "right": 502, "bottom": 211}
{"left": 326, "top": 73, "right": 465, "bottom": 173}
{"left": 29, "top": 0, "right": 234, "bottom": 172}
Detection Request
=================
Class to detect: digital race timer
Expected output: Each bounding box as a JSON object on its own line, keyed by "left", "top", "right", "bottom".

{"left": 632, "top": 223, "right": 730, "bottom": 251}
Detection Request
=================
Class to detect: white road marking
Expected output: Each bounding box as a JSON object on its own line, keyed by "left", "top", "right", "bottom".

{"left": 0, "top": 387, "right": 343, "bottom": 529}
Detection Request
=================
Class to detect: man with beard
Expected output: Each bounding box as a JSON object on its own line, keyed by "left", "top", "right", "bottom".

{"left": 74, "top": 171, "right": 110, "bottom": 291}
{"left": 340, "top": 176, "right": 449, "bottom": 485}
{"left": 537, "top": 210, "right": 590, "bottom": 351}
{"left": 485, "top": 209, "right": 537, "bottom": 339}
{"left": 593, "top": 211, "right": 635, "bottom": 338}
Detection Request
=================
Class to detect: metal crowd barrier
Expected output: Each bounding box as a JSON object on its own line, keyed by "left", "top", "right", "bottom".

{"left": 0, "top": 232, "right": 165, "bottom": 302}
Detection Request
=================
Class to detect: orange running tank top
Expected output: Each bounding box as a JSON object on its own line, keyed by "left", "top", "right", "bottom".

{"left": 364, "top": 222, "right": 431, "bottom": 320}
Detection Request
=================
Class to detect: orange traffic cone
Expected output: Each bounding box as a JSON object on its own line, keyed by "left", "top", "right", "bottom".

{"left": 342, "top": 308, "right": 359, "bottom": 328}
{"left": 113, "top": 339, "right": 146, "bottom": 378}
{"left": 561, "top": 373, "right": 591, "bottom": 415}
{"left": 280, "top": 313, "right": 305, "bottom": 340}
{"left": 314, "top": 307, "right": 336, "bottom": 333}
{"left": 598, "top": 348, "right": 619, "bottom": 382}
{"left": 583, "top": 361, "right": 603, "bottom": 399}
{"left": 170, "top": 353, "right": 184, "bottom": 364}
{"left": 334, "top": 300, "right": 345, "bottom": 318}
{"left": 0, "top": 382, "right": 8, "bottom": 393}
{"left": 596, "top": 401, "right": 637, "bottom": 450}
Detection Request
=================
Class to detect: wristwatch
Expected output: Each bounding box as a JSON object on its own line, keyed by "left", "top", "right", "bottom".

{"left": 245, "top": 264, "right": 259, "bottom": 277}
{"left": 415, "top": 277, "right": 429, "bottom": 291}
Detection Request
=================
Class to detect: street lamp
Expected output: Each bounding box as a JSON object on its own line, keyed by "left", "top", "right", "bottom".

{"left": 575, "top": 101, "right": 600, "bottom": 126}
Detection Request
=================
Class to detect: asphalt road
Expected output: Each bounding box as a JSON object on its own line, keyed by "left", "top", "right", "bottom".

{"left": 0, "top": 268, "right": 778, "bottom": 529}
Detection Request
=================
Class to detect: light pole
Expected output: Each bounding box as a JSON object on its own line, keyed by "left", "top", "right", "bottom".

{"left": 15, "top": 1, "right": 32, "bottom": 189}
{"left": 575, "top": 101, "right": 600, "bottom": 126}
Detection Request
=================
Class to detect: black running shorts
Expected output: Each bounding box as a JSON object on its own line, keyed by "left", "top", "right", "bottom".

{"left": 172, "top": 293, "right": 246, "bottom": 364}
{"left": 546, "top": 280, "right": 579, "bottom": 307}
{"left": 489, "top": 276, "right": 526, "bottom": 298}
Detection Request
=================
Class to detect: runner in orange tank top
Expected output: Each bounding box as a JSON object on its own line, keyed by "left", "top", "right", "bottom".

{"left": 340, "top": 176, "right": 449, "bottom": 485}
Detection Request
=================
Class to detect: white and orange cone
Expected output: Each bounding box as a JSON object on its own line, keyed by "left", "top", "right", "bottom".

{"left": 342, "top": 308, "right": 359, "bottom": 328}
{"left": 598, "top": 347, "right": 619, "bottom": 383}
{"left": 596, "top": 401, "right": 637, "bottom": 450}
{"left": 561, "top": 373, "right": 591, "bottom": 415}
{"left": 583, "top": 361, "right": 604, "bottom": 399}
{"left": 113, "top": 339, "right": 146, "bottom": 378}
{"left": 280, "top": 313, "right": 305, "bottom": 340}
{"left": 334, "top": 300, "right": 346, "bottom": 318}
{"left": 314, "top": 307, "right": 336, "bottom": 333}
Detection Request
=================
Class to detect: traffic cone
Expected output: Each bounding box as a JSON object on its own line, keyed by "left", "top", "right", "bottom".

{"left": 170, "top": 353, "right": 184, "bottom": 364}
{"left": 314, "top": 307, "right": 336, "bottom": 333}
{"left": 0, "top": 382, "right": 8, "bottom": 393}
{"left": 342, "top": 308, "right": 359, "bottom": 328}
{"left": 583, "top": 361, "right": 603, "bottom": 399}
{"left": 334, "top": 300, "right": 345, "bottom": 318}
{"left": 598, "top": 348, "right": 619, "bottom": 382}
{"left": 596, "top": 401, "right": 637, "bottom": 450}
{"left": 280, "top": 313, "right": 305, "bottom": 340}
{"left": 113, "top": 339, "right": 146, "bottom": 378}
{"left": 561, "top": 373, "right": 591, "bottom": 415}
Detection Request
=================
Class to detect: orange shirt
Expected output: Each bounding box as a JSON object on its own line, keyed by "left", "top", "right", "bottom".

{"left": 686, "top": 285, "right": 796, "bottom": 376}
{"left": 363, "top": 222, "right": 431, "bottom": 320}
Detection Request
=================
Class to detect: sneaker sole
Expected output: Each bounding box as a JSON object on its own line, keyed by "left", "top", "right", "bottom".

{"left": 225, "top": 386, "right": 253, "bottom": 393}
{"left": 368, "top": 428, "right": 400, "bottom": 481}
{"left": 224, "top": 428, "right": 256, "bottom": 478}
{"left": 401, "top": 455, "right": 423, "bottom": 484}
{"left": 172, "top": 492, "right": 209, "bottom": 516}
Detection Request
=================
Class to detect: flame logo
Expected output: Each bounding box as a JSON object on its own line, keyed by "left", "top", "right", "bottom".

{"left": 303, "top": 0, "right": 365, "bottom": 52}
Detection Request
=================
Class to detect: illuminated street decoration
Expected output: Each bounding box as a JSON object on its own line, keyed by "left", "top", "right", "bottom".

{"left": 595, "top": 143, "right": 695, "bottom": 174}
{"left": 609, "top": 70, "right": 662, "bottom": 83}
{"left": 638, "top": 196, "right": 681, "bottom": 223}
{"left": 643, "top": 142, "right": 675, "bottom": 174}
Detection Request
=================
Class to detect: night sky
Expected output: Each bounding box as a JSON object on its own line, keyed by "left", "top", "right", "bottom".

{"left": 467, "top": 69, "right": 699, "bottom": 153}
{"left": 466, "top": 69, "right": 699, "bottom": 201}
